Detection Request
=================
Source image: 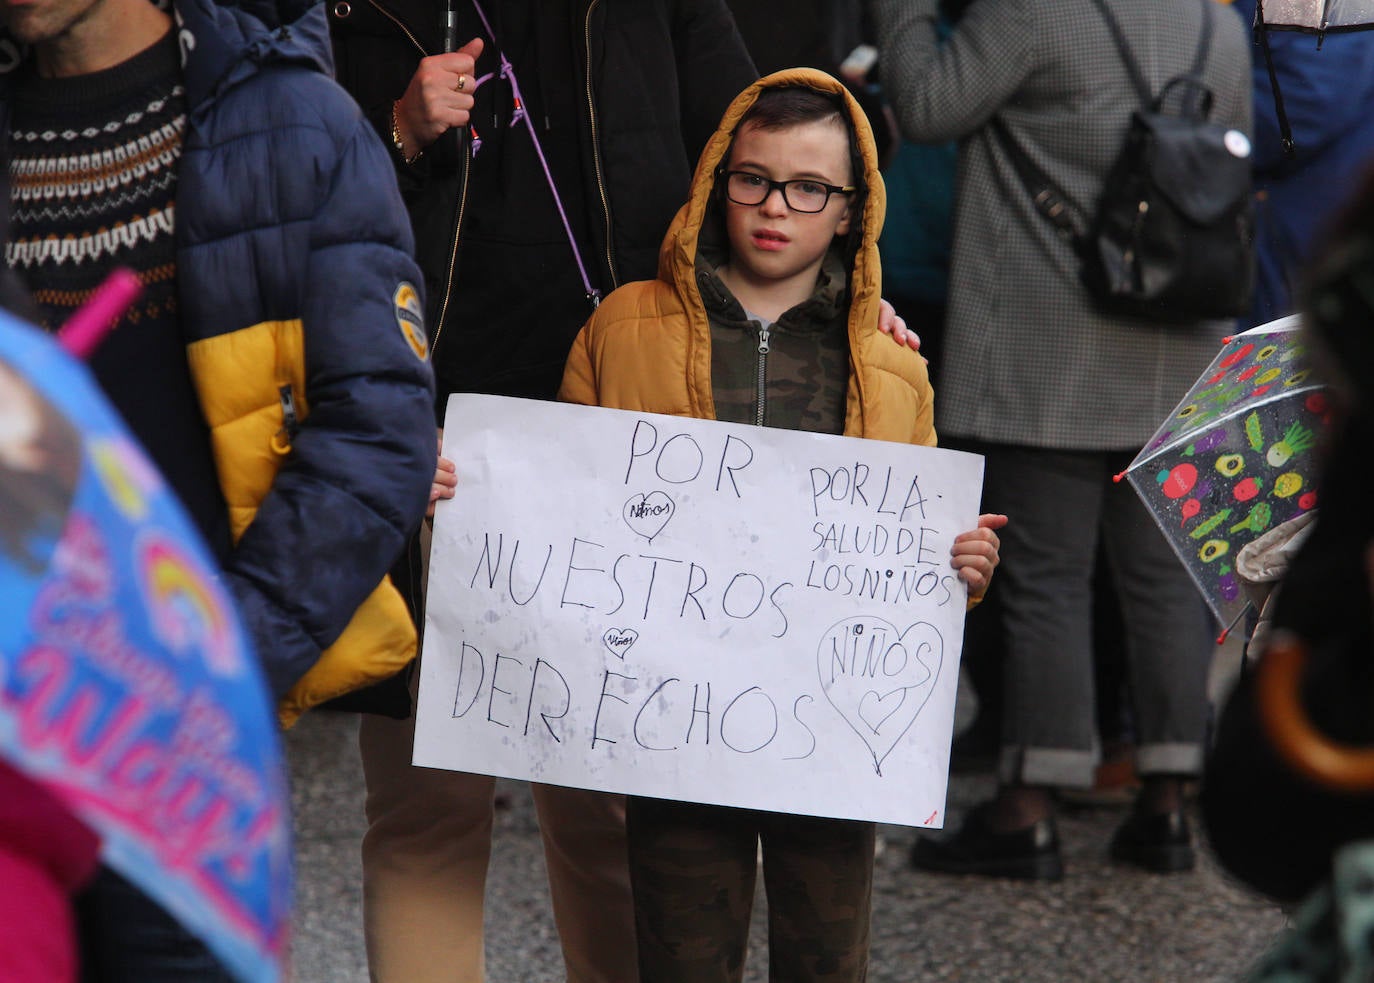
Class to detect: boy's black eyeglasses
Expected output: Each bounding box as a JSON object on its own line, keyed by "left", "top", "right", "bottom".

{"left": 721, "top": 170, "right": 856, "bottom": 214}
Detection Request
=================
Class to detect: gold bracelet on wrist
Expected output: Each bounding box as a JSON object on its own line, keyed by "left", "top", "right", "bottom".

{"left": 391, "top": 101, "right": 422, "bottom": 164}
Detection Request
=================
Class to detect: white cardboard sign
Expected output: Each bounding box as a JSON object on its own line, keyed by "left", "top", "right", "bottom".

{"left": 413, "top": 394, "right": 984, "bottom": 828}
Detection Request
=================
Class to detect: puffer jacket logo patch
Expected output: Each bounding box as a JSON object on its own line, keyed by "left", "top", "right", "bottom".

{"left": 394, "top": 281, "right": 427, "bottom": 359}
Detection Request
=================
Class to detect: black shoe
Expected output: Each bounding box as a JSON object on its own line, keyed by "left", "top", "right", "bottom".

{"left": 910, "top": 802, "right": 1064, "bottom": 881}
{"left": 1109, "top": 808, "right": 1195, "bottom": 873}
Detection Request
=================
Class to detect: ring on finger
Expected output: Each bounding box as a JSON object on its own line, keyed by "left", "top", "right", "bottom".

{"left": 456, "top": 74, "right": 467, "bottom": 92}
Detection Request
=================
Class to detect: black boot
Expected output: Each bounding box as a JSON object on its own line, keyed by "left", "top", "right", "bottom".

{"left": 1109, "top": 808, "right": 1195, "bottom": 873}
{"left": 910, "top": 802, "right": 1064, "bottom": 881}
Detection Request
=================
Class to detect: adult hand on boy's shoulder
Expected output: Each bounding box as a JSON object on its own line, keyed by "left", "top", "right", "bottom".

{"left": 951, "top": 513, "right": 1009, "bottom": 599}
{"left": 877, "top": 297, "right": 923, "bottom": 355}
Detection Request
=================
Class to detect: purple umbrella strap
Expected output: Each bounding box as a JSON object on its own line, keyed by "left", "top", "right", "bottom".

{"left": 467, "top": 0, "right": 602, "bottom": 307}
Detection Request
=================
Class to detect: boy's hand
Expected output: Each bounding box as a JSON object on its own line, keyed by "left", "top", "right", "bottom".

{"left": 395, "top": 38, "right": 485, "bottom": 158}
{"left": 951, "top": 513, "right": 1008, "bottom": 599}
{"left": 428, "top": 428, "right": 457, "bottom": 519}
{"left": 877, "top": 297, "right": 923, "bottom": 355}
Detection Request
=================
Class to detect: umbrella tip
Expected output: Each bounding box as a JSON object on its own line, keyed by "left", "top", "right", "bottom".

{"left": 1112, "top": 470, "right": 1127, "bottom": 483}
{"left": 1221, "top": 336, "right": 1233, "bottom": 344}
{"left": 1216, "top": 628, "right": 1230, "bottom": 645}
{"left": 56, "top": 267, "right": 143, "bottom": 360}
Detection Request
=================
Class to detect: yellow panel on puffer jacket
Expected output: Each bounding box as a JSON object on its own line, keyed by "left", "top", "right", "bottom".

{"left": 186, "top": 319, "right": 417, "bottom": 728}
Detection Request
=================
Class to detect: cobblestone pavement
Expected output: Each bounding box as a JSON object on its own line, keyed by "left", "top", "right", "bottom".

{"left": 287, "top": 710, "right": 1287, "bottom": 983}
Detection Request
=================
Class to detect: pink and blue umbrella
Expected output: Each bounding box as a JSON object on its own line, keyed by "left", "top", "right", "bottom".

{"left": 0, "top": 314, "right": 291, "bottom": 982}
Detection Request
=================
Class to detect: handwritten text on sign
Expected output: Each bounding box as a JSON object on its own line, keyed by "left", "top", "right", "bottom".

{"left": 414, "top": 395, "right": 984, "bottom": 827}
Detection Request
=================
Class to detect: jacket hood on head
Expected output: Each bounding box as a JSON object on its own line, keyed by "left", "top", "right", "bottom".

{"left": 658, "top": 67, "right": 887, "bottom": 297}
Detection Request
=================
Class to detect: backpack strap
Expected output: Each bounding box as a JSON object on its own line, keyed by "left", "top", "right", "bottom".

{"left": 1087, "top": 0, "right": 1216, "bottom": 112}
{"left": 1189, "top": 0, "right": 1216, "bottom": 79}
{"left": 1086, "top": 0, "right": 1152, "bottom": 107}
{"left": 988, "top": 118, "right": 1087, "bottom": 243}
{"left": 1177, "top": 0, "right": 1218, "bottom": 117}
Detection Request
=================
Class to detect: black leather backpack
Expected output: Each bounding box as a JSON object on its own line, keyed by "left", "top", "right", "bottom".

{"left": 994, "top": 0, "right": 1255, "bottom": 322}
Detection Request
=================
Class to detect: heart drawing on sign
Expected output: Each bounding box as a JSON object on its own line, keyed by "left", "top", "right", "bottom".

{"left": 857, "top": 688, "right": 908, "bottom": 735}
{"left": 816, "top": 616, "right": 944, "bottom": 776}
{"left": 602, "top": 627, "right": 639, "bottom": 660}
{"left": 622, "top": 491, "right": 676, "bottom": 542}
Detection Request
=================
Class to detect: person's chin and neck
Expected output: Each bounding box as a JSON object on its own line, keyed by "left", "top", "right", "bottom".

{"left": 1, "top": 0, "right": 171, "bottom": 79}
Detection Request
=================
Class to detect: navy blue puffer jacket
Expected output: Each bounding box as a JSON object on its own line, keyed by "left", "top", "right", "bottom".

{"left": 2, "top": 0, "right": 439, "bottom": 724}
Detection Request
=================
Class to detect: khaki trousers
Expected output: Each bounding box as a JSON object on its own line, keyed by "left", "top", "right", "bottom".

{"left": 358, "top": 706, "right": 638, "bottom": 982}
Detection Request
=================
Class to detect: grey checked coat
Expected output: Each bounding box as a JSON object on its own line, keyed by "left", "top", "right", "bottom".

{"left": 873, "top": 0, "right": 1252, "bottom": 450}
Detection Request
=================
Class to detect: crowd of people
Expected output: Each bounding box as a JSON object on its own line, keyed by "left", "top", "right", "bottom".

{"left": 1, "top": 0, "right": 1371, "bottom": 979}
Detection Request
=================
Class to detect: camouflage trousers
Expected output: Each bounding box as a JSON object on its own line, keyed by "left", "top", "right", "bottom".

{"left": 626, "top": 796, "right": 874, "bottom": 982}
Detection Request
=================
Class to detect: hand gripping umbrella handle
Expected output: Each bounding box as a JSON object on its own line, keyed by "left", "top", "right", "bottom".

{"left": 56, "top": 268, "right": 143, "bottom": 360}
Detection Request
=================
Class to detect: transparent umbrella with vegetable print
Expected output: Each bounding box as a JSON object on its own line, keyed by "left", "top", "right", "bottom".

{"left": 1119, "top": 316, "right": 1328, "bottom": 635}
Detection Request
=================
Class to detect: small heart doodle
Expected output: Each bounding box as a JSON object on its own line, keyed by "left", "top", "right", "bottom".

{"left": 602, "top": 627, "right": 639, "bottom": 660}
{"left": 623, "top": 491, "right": 676, "bottom": 541}
{"left": 857, "top": 688, "right": 908, "bottom": 735}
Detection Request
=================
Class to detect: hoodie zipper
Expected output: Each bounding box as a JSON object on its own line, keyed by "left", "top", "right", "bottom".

{"left": 583, "top": 0, "right": 616, "bottom": 291}
{"left": 432, "top": 145, "right": 471, "bottom": 357}
{"left": 754, "top": 321, "right": 770, "bottom": 427}
{"left": 368, "top": 0, "right": 426, "bottom": 55}
{"left": 367, "top": 0, "right": 468, "bottom": 363}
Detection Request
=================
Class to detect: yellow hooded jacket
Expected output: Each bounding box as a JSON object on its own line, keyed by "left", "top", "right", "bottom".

{"left": 559, "top": 68, "right": 936, "bottom": 447}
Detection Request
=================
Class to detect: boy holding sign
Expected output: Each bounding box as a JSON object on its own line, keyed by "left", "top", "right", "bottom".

{"left": 560, "top": 70, "right": 1004, "bottom": 981}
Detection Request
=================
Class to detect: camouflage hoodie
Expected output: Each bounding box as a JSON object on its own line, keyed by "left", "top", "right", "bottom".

{"left": 697, "top": 240, "right": 850, "bottom": 433}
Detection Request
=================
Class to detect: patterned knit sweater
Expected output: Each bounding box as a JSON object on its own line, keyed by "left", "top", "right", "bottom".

{"left": 6, "top": 33, "right": 182, "bottom": 331}
{"left": 5, "top": 29, "right": 231, "bottom": 559}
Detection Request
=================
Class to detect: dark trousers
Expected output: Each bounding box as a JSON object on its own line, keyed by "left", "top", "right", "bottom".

{"left": 627, "top": 796, "right": 874, "bottom": 983}
{"left": 76, "top": 866, "right": 234, "bottom": 983}
{"left": 978, "top": 442, "right": 1212, "bottom": 787}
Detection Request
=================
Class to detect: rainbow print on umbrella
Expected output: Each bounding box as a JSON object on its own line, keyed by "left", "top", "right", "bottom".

{"left": 139, "top": 536, "right": 245, "bottom": 678}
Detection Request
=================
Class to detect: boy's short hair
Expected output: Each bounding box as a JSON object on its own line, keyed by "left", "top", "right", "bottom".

{"left": 727, "top": 84, "right": 867, "bottom": 259}
{"left": 738, "top": 85, "right": 848, "bottom": 133}
{"left": 735, "top": 85, "right": 864, "bottom": 196}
